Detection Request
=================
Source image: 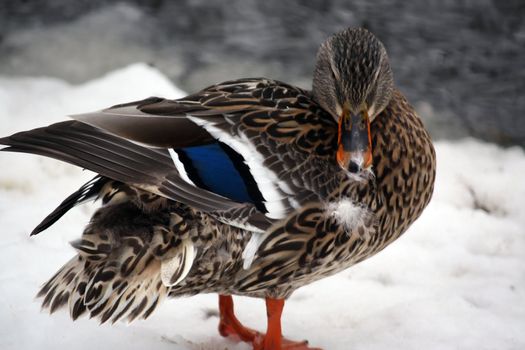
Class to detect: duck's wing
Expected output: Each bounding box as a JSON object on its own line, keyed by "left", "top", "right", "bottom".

{"left": 0, "top": 120, "right": 269, "bottom": 231}
{"left": 1, "top": 78, "right": 337, "bottom": 232}
{"left": 72, "top": 78, "right": 338, "bottom": 220}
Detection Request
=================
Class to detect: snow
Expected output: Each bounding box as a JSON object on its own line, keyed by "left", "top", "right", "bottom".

{"left": 0, "top": 64, "right": 524, "bottom": 350}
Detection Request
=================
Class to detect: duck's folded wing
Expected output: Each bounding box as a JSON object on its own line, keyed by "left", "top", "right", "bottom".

{"left": 0, "top": 120, "right": 273, "bottom": 229}
{"left": 1, "top": 79, "right": 329, "bottom": 232}
{"left": 68, "top": 80, "right": 317, "bottom": 221}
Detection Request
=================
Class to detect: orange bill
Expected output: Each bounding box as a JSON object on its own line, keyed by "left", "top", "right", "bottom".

{"left": 337, "top": 108, "right": 372, "bottom": 173}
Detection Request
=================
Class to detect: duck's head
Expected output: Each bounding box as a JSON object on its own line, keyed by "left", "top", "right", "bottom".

{"left": 312, "top": 27, "right": 394, "bottom": 173}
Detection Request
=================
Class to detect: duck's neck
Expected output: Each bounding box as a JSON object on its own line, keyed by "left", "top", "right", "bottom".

{"left": 328, "top": 89, "right": 435, "bottom": 248}
{"left": 369, "top": 89, "right": 436, "bottom": 244}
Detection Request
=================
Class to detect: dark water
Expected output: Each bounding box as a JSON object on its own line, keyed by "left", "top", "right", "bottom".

{"left": 1, "top": 0, "right": 524, "bottom": 146}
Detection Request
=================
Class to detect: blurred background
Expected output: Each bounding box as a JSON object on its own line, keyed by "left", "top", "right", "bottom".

{"left": 1, "top": 0, "right": 524, "bottom": 146}
{"left": 2, "top": 3, "right": 525, "bottom": 350}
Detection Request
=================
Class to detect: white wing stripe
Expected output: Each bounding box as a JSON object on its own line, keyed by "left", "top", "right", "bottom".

{"left": 187, "top": 116, "right": 288, "bottom": 220}
{"left": 168, "top": 148, "right": 196, "bottom": 186}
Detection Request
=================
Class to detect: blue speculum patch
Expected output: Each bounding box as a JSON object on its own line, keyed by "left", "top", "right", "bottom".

{"left": 177, "top": 143, "right": 255, "bottom": 205}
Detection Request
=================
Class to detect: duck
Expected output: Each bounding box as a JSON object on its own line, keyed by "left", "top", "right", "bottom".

{"left": 0, "top": 27, "right": 436, "bottom": 350}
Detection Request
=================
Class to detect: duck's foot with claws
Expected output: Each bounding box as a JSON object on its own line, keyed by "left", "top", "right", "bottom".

{"left": 218, "top": 295, "right": 322, "bottom": 350}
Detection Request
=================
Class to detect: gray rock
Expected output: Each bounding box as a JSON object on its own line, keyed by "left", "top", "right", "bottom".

{"left": 1, "top": 0, "right": 524, "bottom": 146}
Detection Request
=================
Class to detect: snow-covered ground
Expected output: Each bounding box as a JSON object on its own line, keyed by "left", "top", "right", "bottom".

{"left": 0, "top": 64, "right": 523, "bottom": 350}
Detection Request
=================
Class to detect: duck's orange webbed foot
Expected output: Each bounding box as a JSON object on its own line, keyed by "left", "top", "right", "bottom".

{"left": 218, "top": 294, "right": 258, "bottom": 342}
{"left": 217, "top": 295, "right": 322, "bottom": 350}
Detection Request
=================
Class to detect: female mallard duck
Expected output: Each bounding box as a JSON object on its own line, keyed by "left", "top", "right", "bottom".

{"left": 0, "top": 28, "right": 435, "bottom": 349}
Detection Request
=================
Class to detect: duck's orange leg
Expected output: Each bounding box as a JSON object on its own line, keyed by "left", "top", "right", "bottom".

{"left": 218, "top": 295, "right": 321, "bottom": 350}
{"left": 218, "top": 294, "right": 258, "bottom": 342}
{"left": 253, "top": 298, "right": 321, "bottom": 350}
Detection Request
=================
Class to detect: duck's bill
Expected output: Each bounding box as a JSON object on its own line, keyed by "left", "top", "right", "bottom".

{"left": 337, "top": 109, "right": 373, "bottom": 173}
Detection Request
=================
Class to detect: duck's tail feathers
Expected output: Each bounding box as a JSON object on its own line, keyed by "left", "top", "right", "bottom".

{"left": 37, "top": 253, "right": 167, "bottom": 324}
{"left": 36, "top": 189, "right": 196, "bottom": 324}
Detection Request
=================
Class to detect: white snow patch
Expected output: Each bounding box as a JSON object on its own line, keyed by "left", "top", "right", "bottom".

{"left": 0, "top": 66, "right": 524, "bottom": 350}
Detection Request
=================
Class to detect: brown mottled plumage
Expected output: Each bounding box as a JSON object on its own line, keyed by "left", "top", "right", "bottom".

{"left": 0, "top": 27, "right": 435, "bottom": 349}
